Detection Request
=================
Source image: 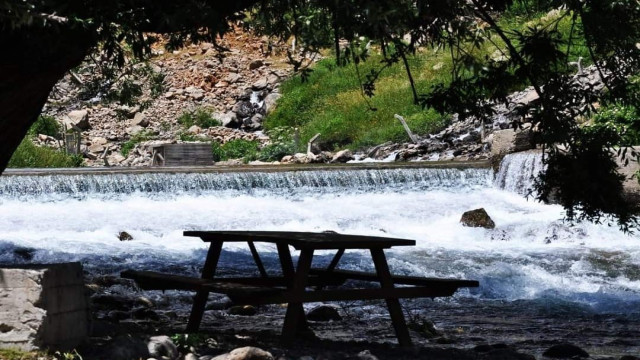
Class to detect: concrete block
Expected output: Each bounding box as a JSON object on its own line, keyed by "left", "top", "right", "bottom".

{"left": 0, "top": 263, "right": 90, "bottom": 351}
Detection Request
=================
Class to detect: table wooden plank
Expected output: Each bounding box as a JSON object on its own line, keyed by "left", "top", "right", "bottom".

{"left": 184, "top": 230, "right": 416, "bottom": 249}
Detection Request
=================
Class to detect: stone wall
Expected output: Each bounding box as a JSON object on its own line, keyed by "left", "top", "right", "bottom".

{"left": 0, "top": 262, "right": 89, "bottom": 351}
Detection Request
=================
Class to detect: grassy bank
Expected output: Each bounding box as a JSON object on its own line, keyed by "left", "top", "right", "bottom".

{"left": 264, "top": 5, "right": 588, "bottom": 152}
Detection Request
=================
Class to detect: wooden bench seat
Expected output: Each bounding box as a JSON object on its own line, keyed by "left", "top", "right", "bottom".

{"left": 309, "top": 268, "right": 479, "bottom": 289}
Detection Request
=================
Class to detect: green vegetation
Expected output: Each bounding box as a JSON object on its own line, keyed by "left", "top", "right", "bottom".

{"left": 212, "top": 139, "right": 260, "bottom": 163}
{"left": 177, "top": 108, "right": 220, "bottom": 129}
{"left": 121, "top": 130, "right": 155, "bottom": 157}
{"left": 259, "top": 127, "right": 298, "bottom": 161}
{"left": 266, "top": 56, "right": 450, "bottom": 150}
{"left": 28, "top": 115, "right": 61, "bottom": 138}
{"left": 592, "top": 103, "right": 640, "bottom": 146}
{"left": 8, "top": 138, "right": 83, "bottom": 168}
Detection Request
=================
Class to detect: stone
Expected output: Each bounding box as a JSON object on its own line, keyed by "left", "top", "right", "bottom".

{"left": 64, "top": 109, "right": 90, "bottom": 130}
{"left": 185, "top": 353, "right": 199, "bottom": 360}
{"left": 222, "top": 346, "right": 273, "bottom": 360}
{"left": 88, "top": 144, "right": 105, "bottom": 153}
{"left": 249, "top": 60, "right": 264, "bottom": 70}
{"left": 188, "top": 125, "right": 202, "bottom": 134}
{"left": 263, "top": 93, "right": 281, "bottom": 115}
{"left": 306, "top": 305, "right": 342, "bottom": 322}
{"left": 234, "top": 100, "right": 255, "bottom": 119}
{"left": 147, "top": 335, "right": 179, "bottom": 360}
{"left": 228, "top": 305, "right": 257, "bottom": 316}
{"left": 0, "top": 263, "right": 90, "bottom": 351}
{"left": 357, "top": 350, "right": 379, "bottom": 360}
{"left": 252, "top": 78, "right": 268, "bottom": 91}
{"left": 118, "top": 231, "right": 133, "bottom": 241}
{"left": 542, "top": 343, "right": 589, "bottom": 358}
{"left": 491, "top": 128, "right": 534, "bottom": 157}
{"left": 107, "top": 153, "right": 126, "bottom": 164}
{"left": 331, "top": 149, "right": 354, "bottom": 163}
{"left": 219, "top": 112, "right": 241, "bottom": 129}
{"left": 92, "top": 137, "right": 108, "bottom": 145}
{"left": 460, "top": 208, "right": 496, "bottom": 229}
{"left": 126, "top": 125, "right": 144, "bottom": 135}
{"left": 13, "top": 247, "right": 35, "bottom": 261}
{"left": 131, "top": 113, "right": 149, "bottom": 127}
{"left": 225, "top": 73, "right": 242, "bottom": 84}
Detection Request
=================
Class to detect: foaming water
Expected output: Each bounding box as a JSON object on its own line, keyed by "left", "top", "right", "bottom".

{"left": 495, "top": 151, "right": 544, "bottom": 195}
{"left": 0, "top": 167, "right": 638, "bottom": 314}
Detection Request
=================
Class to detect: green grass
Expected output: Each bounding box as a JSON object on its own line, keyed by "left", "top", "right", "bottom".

{"left": 121, "top": 130, "right": 155, "bottom": 157}
{"left": 265, "top": 6, "right": 588, "bottom": 151}
{"left": 8, "top": 138, "right": 83, "bottom": 168}
{"left": 28, "top": 115, "right": 61, "bottom": 138}
{"left": 212, "top": 139, "right": 260, "bottom": 162}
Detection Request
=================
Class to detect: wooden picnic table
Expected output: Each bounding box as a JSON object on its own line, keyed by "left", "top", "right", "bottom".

{"left": 122, "top": 230, "right": 479, "bottom": 347}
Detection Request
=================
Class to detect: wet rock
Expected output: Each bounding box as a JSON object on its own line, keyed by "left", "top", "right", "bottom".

{"left": 13, "top": 247, "right": 35, "bottom": 261}
{"left": 542, "top": 343, "right": 589, "bottom": 358}
{"left": 106, "top": 310, "right": 130, "bottom": 322}
{"left": 234, "top": 100, "right": 255, "bottom": 119}
{"left": 118, "top": 231, "right": 133, "bottom": 241}
{"left": 331, "top": 149, "right": 354, "bottom": 163}
{"left": 357, "top": 350, "right": 379, "bottom": 360}
{"left": 228, "top": 305, "right": 257, "bottom": 316}
{"left": 307, "top": 305, "right": 342, "bottom": 322}
{"left": 132, "top": 307, "right": 160, "bottom": 321}
{"left": 147, "top": 335, "right": 179, "bottom": 360}
{"left": 460, "top": 208, "right": 496, "bottom": 229}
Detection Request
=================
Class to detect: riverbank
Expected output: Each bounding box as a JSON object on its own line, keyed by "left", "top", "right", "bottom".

{"left": 78, "top": 272, "right": 640, "bottom": 360}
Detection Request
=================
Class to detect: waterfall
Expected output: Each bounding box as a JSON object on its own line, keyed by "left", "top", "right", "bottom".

{"left": 0, "top": 168, "right": 492, "bottom": 200}
{"left": 494, "top": 151, "right": 544, "bottom": 196}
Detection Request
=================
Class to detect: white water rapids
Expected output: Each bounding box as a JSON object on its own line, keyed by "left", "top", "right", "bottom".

{"left": 1, "top": 156, "right": 639, "bottom": 315}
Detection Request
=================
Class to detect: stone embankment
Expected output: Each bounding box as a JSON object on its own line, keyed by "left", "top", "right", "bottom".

{"left": 40, "top": 28, "right": 290, "bottom": 167}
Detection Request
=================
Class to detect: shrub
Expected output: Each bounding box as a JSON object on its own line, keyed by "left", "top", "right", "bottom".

{"left": 211, "top": 139, "right": 260, "bottom": 162}
{"left": 257, "top": 126, "right": 298, "bottom": 161}
{"left": 29, "top": 115, "right": 61, "bottom": 138}
{"left": 8, "top": 139, "right": 84, "bottom": 168}
{"left": 121, "top": 130, "right": 155, "bottom": 157}
{"left": 177, "top": 108, "right": 220, "bottom": 129}
{"left": 593, "top": 103, "right": 640, "bottom": 146}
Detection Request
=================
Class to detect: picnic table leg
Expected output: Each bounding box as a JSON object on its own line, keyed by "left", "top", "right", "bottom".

{"left": 281, "top": 248, "right": 315, "bottom": 345}
{"left": 248, "top": 240, "right": 268, "bottom": 278}
{"left": 370, "top": 248, "right": 412, "bottom": 347}
{"left": 186, "top": 241, "right": 223, "bottom": 332}
{"left": 277, "top": 243, "right": 309, "bottom": 332}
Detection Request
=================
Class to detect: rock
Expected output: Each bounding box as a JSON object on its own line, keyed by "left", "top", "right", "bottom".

{"left": 92, "top": 137, "right": 108, "bottom": 145}
{"left": 13, "top": 247, "right": 35, "bottom": 261}
{"left": 147, "top": 335, "right": 179, "bottom": 360}
{"left": 249, "top": 60, "right": 264, "bottom": 70}
{"left": 244, "top": 114, "right": 263, "bottom": 130}
{"left": 491, "top": 127, "right": 534, "bottom": 157}
{"left": 292, "top": 153, "right": 311, "bottom": 164}
{"left": 225, "top": 72, "right": 242, "bottom": 84}
{"left": 126, "top": 125, "right": 145, "bottom": 135}
{"left": 188, "top": 125, "right": 202, "bottom": 134}
{"left": 107, "top": 153, "right": 126, "bottom": 165}
{"left": 228, "top": 305, "right": 257, "bottom": 316}
{"left": 132, "top": 307, "right": 160, "bottom": 321}
{"left": 252, "top": 78, "right": 268, "bottom": 90}
{"left": 460, "top": 208, "right": 496, "bottom": 229}
{"left": 220, "top": 346, "right": 273, "bottom": 360}
{"left": 118, "top": 231, "right": 133, "bottom": 241}
{"left": 65, "top": 109, "right": 90, "bottom": 130}
{"left": 234, "top": 100, "right": 255, "bottom": 119}
{"left": 89, "top": 144, "right": 105, "bottom": 153}
{"left": 185, "top": 353, "right": 199, "bottom": 360}
{"left": 357, "top": 350, "right": 379, "bottom": 360}
{"left": 218, "top": 112, "right": 241, "bottom": 128}
{"left": 306, "top": 305, "right": 342, "bottom": 322}
{"left": 331, "top": 149, "right": 354, "bottom": 163}
{"left": 131, "top": 113, "right": 149, "bottom": 127}
{"left": 620, "top": 357, "right": 640, "bottom": 360}
{"left": 542, "top": 343, "right": 589, "bottom": 358}
{"left": 263, "top": 93, "right": 281, "bottom": 115}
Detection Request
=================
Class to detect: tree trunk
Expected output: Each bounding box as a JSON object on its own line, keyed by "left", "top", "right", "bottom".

{"left": 0, "top": 26, "right": 94, "bottom": 175}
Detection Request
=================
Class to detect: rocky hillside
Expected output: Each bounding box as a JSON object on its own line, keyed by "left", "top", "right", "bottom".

{"left": 39, "top": 27, "right": 293, "bottom": 167}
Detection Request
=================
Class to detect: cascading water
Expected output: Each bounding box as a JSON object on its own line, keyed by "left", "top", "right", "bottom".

{"left": 494, "top": 151, "right": 544, "bottom": 195}
{"left": 1, "top": 165, "right": 639, "bottom": 317}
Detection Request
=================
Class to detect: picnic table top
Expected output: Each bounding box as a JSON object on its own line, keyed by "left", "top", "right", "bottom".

{"left": 183, "top": 230, "right": 416, "bottom": 250}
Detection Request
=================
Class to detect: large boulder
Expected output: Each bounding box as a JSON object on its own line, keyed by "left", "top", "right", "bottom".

{"left": 460, "top": 208, "right": 496, "bottom": 229}
{"left": 147, "top": 335, "right": 179, "bottom": 360}
{"left": 331, "top": 149, "right": 354, "bottom": 163}
{"left": 491, "top": 126, "right": 534, "bottom": 157}
{"left": 212, "top": 346, "right": 273, "bottom": 360}
{"left": 263, "top": 93, "right": 281, "bottom": 115}
{"left": 63, "top": 109, "right": 90, "bottom": 130}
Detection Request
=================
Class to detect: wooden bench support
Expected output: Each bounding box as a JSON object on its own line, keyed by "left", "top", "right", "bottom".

{"left": 309, "top": 268, "right": 479, "bottom": 289}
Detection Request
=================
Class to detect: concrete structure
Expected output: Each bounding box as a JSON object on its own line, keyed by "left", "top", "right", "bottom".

{"left": 0, "top": 263, "right": 89, "bottom": 351}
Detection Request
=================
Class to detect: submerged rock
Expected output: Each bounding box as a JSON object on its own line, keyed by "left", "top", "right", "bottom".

{"left": 460, "top": 208, "right": 496, "bottom": 229}
{"left": 542, "top": 343, "right": 589, "bottom": 358}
